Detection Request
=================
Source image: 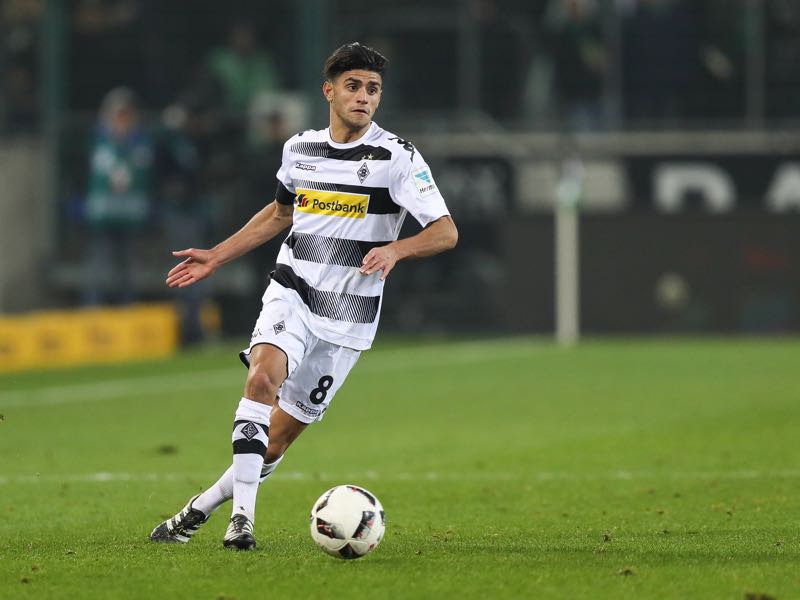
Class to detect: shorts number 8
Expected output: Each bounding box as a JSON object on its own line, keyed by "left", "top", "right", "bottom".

{"left": 309, "top": 375, "right": 334, "bottom": 405}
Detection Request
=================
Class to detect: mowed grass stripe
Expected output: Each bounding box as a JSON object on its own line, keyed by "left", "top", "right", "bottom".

{"left": 3, "top": 468, "right": 800, "bottom": 486}
{"left": 0, "top": 337, "right": 540, "bottom": 408}
{"left": 0, "top": 337, "right": 798, "bottom": 600}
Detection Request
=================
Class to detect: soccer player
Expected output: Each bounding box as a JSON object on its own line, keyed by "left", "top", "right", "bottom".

{"left": 149, "top": 42, "right": 458, "bottom": 550}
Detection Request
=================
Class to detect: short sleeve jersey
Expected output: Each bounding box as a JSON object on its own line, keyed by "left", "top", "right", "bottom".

{"left": 266, "top": 121, "right": 450, "bottom": 350}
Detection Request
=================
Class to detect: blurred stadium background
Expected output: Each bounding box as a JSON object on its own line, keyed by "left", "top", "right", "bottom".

{"left": 2, "top": 4, "right": 799, "bottom": 597}
{"left": 2, "top": 0, "right": 800, "bottom": 370}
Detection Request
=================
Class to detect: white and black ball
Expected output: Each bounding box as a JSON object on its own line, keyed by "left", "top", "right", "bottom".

{"left": 309, "top": 485, "right": 386, "bottom": 559}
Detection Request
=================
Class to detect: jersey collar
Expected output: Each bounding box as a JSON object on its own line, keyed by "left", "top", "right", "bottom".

{"left": 326, "top": 122, "right": 378, "bottom": 148}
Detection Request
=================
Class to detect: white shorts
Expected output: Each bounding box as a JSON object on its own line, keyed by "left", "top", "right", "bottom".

{"left": 239, "top": 296, "right": 361, "bottom": 424}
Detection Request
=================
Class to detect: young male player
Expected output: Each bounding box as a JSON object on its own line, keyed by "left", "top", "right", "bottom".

{"left": 149, "top": 42, "right": 457, "bottom": 550}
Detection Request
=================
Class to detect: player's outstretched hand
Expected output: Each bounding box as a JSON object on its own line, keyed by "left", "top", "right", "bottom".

{"left": 360, "top": 244, "right": 400, "bottom": 281}
{"left": 166, "top": 248, "right": 217, "bottom": 288}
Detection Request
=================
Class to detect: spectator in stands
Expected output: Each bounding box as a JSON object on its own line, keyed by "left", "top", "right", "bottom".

{"left": 70, "top": 0, "right": 144, "bottom": 109}
{"left": 83, "top": 87, "right": 153, "bottom": 306}
{"left": 0, "top": 0, "right": 42, "bottom": 133}
{"left": 621, "top": 0, "right": 700, "bottom": 126}
{"left": 179, "top": 19, "right": 284, "bottom": 237}
{"left": 544, "top": 0, "right": 609, "bottom": 130}
{"left": 155, "top": 97, "right": 212, "bottom": 344}
{"left": 475, "top": 0, "right": 536, "bottom": 123}
{"left": 199, "top": 19, "right": 282, "bottom": 121}
{"left": 765, "top": 0, "right": 800, "bottom": 118}
{"left": 242, "top": 105, "right": 289, "bottom": 270}
{"left": 694, "top": 0, "right": 742, "bottom": 120}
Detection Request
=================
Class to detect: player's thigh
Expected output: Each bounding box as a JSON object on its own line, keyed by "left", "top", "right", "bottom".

{"left": 278, "top": 340, "right": 361, "bottom": 424}
{"left": 241, "top": 296, "right": 310, "bottom": 400}
{"left": 245, "top": 343, "right": 289, "bottom": 396}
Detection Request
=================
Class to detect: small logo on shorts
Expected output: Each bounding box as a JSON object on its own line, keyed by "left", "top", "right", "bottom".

{"left": 241, "top": 422, "right": 259, "bottom": 441}
{"left": 273, "top": 320, "right": 286, "bottom": 335}
{"left": 295, "top": 401, "right": 321, "bottom": 418}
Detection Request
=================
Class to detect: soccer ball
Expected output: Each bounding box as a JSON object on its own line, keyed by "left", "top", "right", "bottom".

{"left": 309, "top": 484, "right": 386, "bottom": 559}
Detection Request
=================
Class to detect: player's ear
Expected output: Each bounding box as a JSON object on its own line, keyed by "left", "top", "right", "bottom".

{"left": 322, "top": 80, "right": 334, "bottom": 103}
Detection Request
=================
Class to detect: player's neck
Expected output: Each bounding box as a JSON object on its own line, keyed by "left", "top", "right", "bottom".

{"left": 328, "top": 118, "right": 371, "bottom": 145}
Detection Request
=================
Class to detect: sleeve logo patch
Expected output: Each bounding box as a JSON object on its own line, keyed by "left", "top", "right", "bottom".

{"left": 412, "top": 167, "right": 438, "bottom": 197}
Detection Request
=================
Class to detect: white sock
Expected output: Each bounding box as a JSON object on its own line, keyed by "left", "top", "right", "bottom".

{"left": 190, "top": 455, "right": 285, "bottom": 517}
{"left": 193, "top": 465, "right": 233, "bottom": 516}
{"left": 260, "top": 455, "right": 284, "bottom": 482}
{"left": 232, "top": 454, "right": 262, "bottom": 523}
{"left": 231, "top": 398, "right": 271, "bottom": 523}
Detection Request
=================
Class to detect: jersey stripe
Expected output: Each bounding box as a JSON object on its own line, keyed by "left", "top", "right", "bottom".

{"left": 285, "top": 232, "right": 390, "bottom": 268}
{"left": 290, "top": 142, "right": 392, "bottom": 161}
{"left": 293, "top": 178, "right": 339, "bottom": 192}
{"left": 272, "top": 264, "right": 379, "bottom": 324}
{"left": 275, "top": 181, "right": 295, "bottom": 205}
{"left": 270, "top": 123, "right": 450, "bottom": 349}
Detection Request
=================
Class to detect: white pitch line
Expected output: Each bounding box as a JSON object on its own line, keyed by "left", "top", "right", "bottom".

{"left": 0, "top": 471, "right": 517, "bottom": 485}
{"left": 2, "top": 469, "right": 800, "bottom": 486}
{"left": 0, "top": 341, "right": 538, "bottom": 409}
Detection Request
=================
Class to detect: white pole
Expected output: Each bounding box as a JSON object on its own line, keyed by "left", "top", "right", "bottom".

{"left": 555, "top": 156, "right": 583, "bottom": 346}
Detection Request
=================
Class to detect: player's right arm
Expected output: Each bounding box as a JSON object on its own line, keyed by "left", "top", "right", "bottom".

{"left": 166, "top": 200, "right": 293, "bottom": 289}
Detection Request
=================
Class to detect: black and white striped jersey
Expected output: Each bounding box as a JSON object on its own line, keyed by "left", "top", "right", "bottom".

{"left": 264, "top": 121, "right": 450, "bottom": 350}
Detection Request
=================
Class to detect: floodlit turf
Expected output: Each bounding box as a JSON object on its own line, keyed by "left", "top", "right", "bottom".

{"left": 0, "top": 336, "right": 798, "bottom": 599}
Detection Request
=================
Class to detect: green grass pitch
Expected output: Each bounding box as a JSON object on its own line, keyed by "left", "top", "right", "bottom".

{"left": 0, "top": 336, "right": 798, "bottom": 599}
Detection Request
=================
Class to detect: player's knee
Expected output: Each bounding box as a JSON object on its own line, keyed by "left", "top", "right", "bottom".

{"left": 245, "top": 367, "right": 279, "bottom": 401}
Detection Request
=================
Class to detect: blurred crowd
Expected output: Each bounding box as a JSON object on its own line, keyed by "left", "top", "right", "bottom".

{"left": 2, "top": 0, "right": 800, "bottom": 339}
{"left": 4, "top": 0, "right": 800, "bottom": 136}
{"left": 2, "top": 0, "right": 299, "bottom": 342}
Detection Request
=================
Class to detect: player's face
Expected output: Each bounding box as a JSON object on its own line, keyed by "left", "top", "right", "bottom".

{"left": 325, "top": 70, "right": 382, "bottom": 131}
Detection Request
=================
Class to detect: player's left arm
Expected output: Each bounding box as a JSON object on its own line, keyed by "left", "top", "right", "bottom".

{"left": 360, "top": 215, "right": 458, "bottom": 281}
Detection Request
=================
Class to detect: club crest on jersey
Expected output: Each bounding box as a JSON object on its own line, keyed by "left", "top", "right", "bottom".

{"left": 294, "top": 188, "right": 369, "bottom": 219}
{"left": 273, "top": 320, "right": 286, "bottom": 335}
{"left": 412, "top": 166, "right": 438, "bottom": 197}
{"left": 356, "top": 162, "right": 370, "bottom": 184}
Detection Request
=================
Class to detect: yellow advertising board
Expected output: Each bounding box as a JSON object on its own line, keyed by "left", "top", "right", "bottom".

{"left": 0, "top": 303, "right": 180, "bottom": 373}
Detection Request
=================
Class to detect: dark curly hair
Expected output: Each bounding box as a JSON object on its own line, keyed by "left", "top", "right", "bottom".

{"left": 323, "top": 42, "right": 388, "bottom": 81}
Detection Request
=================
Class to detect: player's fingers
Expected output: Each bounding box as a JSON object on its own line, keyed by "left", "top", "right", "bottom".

{"left": 172, "top": 248, "right": 194, "bottom": 258}
{"left": 166, "top": 265, "right": 194, "bottom": 284}
{"left": 166, "top": 275, "right": 185, "bottom": 288}
{"left": 166, "top": 261, "right": 193, "bottom": 280}
{"left": 166, "top": 262, "right": 189, "bottom": 278}
{"left": 174, "top": 273, "right": 196, "bottom": 288}
{"left": 362, "top": 249, "right": 382, "bottom": 267}
{"left": 361, "top": 251, "right": 386, "bottom": 272}
{"left": 360, "top": 258, "right": 379, "bottom": 275}
{"left": 367, "top": 259, "right": 390, "bottom": 276}
{"left": 379, "top": 264, "right": 393, "bottom": 281}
